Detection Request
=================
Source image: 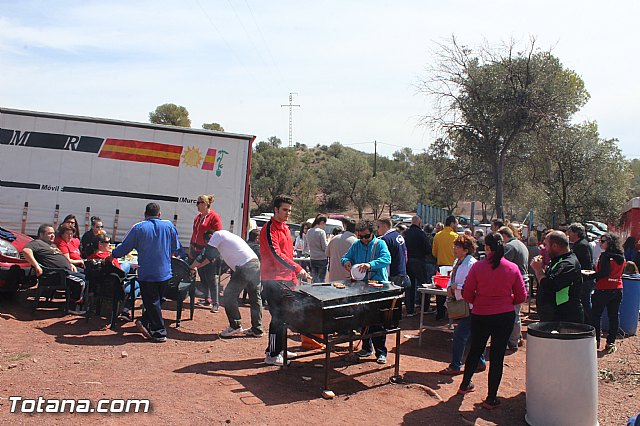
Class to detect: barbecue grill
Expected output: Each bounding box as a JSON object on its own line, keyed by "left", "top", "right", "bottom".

{"left": 281, "top": 280, "right": 404, "bottom": 395}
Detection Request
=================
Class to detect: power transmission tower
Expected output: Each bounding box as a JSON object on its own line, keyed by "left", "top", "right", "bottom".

{"left": 281, "top": 92, "right": 300, "bottom": 147}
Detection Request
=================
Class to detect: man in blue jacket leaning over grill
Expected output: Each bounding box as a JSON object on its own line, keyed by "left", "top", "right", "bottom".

{"left": 341, "top": 220, "right": 391, "bottom": 364}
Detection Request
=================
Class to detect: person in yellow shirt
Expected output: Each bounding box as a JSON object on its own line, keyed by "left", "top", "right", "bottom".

{"left": 432, "top": 215, "right": 459, "bottom": 320}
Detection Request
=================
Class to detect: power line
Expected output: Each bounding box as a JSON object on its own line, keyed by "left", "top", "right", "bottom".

{"left": 226, "top": 0, "right": 270, "bottom": 68}
{"left": 196, "top": 0, "right": 247, "bottom": 71}
{"left": 242, "top": 0, "right": 287, "bottom": 91}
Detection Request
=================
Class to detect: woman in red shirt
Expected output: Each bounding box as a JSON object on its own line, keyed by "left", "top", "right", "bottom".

{"left": 54, "top": 223, "right": 84, "bottom": 268}
{"left": 189, "top": 194, "right": 222, "bottom": 312}
{"left": 591, "top": 232, "right": 625, "bottom": 353}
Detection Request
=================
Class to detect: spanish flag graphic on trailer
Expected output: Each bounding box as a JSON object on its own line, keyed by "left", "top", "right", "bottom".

{"left": 98, "top": 139, "right": 183, "bottom": 167}
{"left": 201, "top": 148, "right": 217, "bottom": 171}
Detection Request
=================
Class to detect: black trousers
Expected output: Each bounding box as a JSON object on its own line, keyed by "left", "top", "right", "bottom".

{"left": 262, "top": 280, "right": 294, "bottom": 357}
{"left": 591, "top": 288, "right": 622, "bottom": 346}
{"left": 461, "top": 311, "right": 515, "bottom": 401}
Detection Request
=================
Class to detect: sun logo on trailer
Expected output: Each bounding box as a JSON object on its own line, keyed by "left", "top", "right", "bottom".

{"left": 181, "top": 146, "right": 203, "bottom": 168}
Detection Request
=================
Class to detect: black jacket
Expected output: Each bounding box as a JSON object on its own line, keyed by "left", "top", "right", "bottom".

{"left": 571, "top": 237, "right": 593, "bottom": 271}
{"left": 404, "top": 225, "right": 433, "bottom": 262}
{"left": 539, "top": 251, "right": 583, "bottom": 322}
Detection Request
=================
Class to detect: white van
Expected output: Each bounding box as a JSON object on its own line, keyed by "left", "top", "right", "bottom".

{"left": 306, "top": 217, "right": 344, "bottom": 235}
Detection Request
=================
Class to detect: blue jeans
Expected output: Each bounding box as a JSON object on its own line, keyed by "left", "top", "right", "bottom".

{"left": 197, "top": 261, "right": 219, "bottom": 305}
{"left": 119, "top": 261, "right": 132, "bottom": 274}
{"left": 362, "top": 324, "right": 387, "bottom": 357}
{"left": 123, "top": 279, "right": 140, "bottom": 310}
{"left": 139, "top": 280, "right": 168, "bottom": 339}
{"left": 310, "top": 259, "right": 328, "bottom": 283}
{"left": 508, "top": 304, "right": 522, "bottom": 348}
{"left": 450, "top": 315, "right": 486, "bottom": 370}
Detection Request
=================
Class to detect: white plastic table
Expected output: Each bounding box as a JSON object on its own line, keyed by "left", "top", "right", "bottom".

{"left": 417, "top": 285, "right": 449, "bottom": 346}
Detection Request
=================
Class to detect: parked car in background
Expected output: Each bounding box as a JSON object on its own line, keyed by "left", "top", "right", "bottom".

{"left": 0, "top": 227, "right": 35, "bottom": 291}
{"left": 391, "top": 214, "right": 413, "bottom": 226}
{"left": 251, "top": 215, "right": 299, "bottom": 241}
{"left": 585, "top": 222, "right": 606, "bottom": 240}
{"left": 305, "top": 218, "right": 344, "bottom": 236}
{"left": 586, "top": 220, "right": 608, "bottom": 232}
{"left": 456, "top": 215, "right": 480, "bottom": 228}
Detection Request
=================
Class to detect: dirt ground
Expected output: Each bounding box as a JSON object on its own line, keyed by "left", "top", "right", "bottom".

{"left": 0, "top": 285, "right": 638, "bottom": 426}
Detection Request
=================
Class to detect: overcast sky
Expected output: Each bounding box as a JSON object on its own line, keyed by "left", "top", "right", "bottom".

{"left": 1, "top": 0, "right": 638, "bottom": 159}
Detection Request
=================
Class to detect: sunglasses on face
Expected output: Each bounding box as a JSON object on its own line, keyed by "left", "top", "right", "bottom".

{"left": 196, "top": 201, "right": 206, "bottom": 205}
{"left": 358, "top": 233, "right": 372, "bottom": 240}
{"left": 600, "top": 239, "right": 607, "bottom": 243}
{"left": 95, "top": 225, "right": 104, "bottom": 228}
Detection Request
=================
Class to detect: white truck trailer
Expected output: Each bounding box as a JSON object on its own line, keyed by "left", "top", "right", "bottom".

{"left": 0, "top": 107, "right": 254, "bottom": 244}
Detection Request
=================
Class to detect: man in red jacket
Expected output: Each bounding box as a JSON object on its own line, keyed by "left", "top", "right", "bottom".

{"left": 260, "top": 194, "right": 311, "bottom": 366}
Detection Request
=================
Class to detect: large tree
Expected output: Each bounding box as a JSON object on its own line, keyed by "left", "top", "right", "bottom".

{"left": 535, "top": 122, "right": 632, "bottom": 223}
{"left": 420, "top": 37, "right": 589, "bottom": 218}
{"left": 149, "top": 103, "right": 191, "bottom": 127}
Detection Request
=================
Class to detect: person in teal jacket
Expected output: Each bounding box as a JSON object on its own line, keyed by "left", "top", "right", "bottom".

{"left": 341, "top": 220, "right": 391, "bottom": 364}
{"left": 341, "top": 220, "right": 391, "bottom": 282}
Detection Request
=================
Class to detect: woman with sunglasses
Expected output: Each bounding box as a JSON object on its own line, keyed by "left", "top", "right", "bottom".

{"left": 189, "top": 194, "right": 222, "bottom": 312}
{"left": 61, "top": 214, "right": 80, "bottom": 238}
{"left": 591, "top": 233, "right": 625, "bottom": 353}
{"left": 80, "top": 216, "right": 105, "bottom": 258}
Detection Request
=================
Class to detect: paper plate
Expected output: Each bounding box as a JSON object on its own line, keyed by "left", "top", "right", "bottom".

{"left": 351, "top": 265, "right": 366, "bottom": 281}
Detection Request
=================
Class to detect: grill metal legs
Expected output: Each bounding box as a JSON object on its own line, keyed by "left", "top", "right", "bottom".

{"left": 281, "top": 324, "right": 402, "bottom": 396}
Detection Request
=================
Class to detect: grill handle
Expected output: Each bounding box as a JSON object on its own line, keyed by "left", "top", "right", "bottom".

{"left": 333, "top": 314, "right": 355, "bottom": 321}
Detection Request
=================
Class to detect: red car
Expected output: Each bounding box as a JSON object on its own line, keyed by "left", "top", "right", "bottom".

{"left": 0, "top": 227, "right": 36, "bottom": 291}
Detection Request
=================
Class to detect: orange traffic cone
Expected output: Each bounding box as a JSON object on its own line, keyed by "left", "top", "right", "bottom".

{"left": 301, "top": 334, "right": 325, "bottom": 350}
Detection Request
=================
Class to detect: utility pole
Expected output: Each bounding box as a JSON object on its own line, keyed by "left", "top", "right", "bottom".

{"left": 373, "top": 140, "right": 377, "bottom": 177}
{"left": 281, "top": 92, "right": 300, "bottom": 147}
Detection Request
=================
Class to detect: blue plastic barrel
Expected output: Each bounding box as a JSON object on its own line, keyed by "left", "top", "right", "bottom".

{"left": 600, "top": 275, "right": 640, "bottom": 336}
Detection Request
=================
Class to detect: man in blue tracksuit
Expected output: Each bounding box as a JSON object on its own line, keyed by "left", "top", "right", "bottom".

{"left": 377, "top": 216, "right": 410, "bottom": 294}
{"left": 112, "top": 203, "right": 181, "bottom": 342}
{"left": 341, "top": 220, "right": 391, "bottom": 364}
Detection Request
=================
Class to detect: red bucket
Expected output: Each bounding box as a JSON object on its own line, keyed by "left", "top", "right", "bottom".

{"left": 433, "top": 274, "right": 450, "bottom": 289}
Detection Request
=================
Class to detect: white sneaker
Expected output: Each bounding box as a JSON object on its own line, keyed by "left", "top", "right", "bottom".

{"left": 265, "top": 353, "right": 290, "bottom": 366}
{"left": 220, "top": 326, "right": 244, "bottom": 338}
{"left": 68, "top": 304, "right": 86, "bottom": 316}
{"left": 283, "top": 350, "right": 297, "bottom": 359}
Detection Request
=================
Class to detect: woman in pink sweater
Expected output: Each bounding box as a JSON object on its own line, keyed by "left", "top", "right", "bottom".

{"left": 457, "top": 233, "right": 527, "bottom": 409}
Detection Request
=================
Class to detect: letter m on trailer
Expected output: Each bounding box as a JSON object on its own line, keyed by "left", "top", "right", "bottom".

{"left": 10, "top": 131, "right": 30, "bottom": 146}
